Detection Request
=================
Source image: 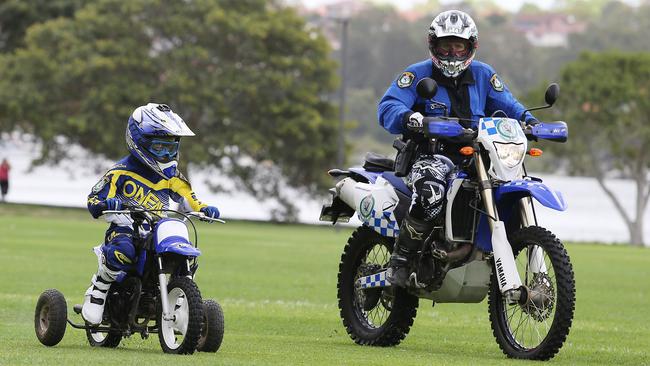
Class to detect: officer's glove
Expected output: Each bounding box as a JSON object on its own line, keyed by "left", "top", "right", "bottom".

{"left": 406, "top": 112, "right": 425, "bottom": 133}
{"left": 201, "top": 206, "right": 220, "bottom": 219}
{"left": 104, "top": 198, "right": 122, "bottom": 211}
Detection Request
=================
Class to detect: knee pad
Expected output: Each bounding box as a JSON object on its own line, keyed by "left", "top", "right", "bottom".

{"left": 102, "top": 234, "right": 136, "bottom": 271}
{"left": 409, "top": 156, "right": 454, "bottom": 221}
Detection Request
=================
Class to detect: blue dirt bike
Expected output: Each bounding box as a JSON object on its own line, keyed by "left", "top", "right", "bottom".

{"left": 35, "top": 206, "right": 224, "bottom": 354}
{"left": 320, "top": 79, "right": 575, "bottom": 360}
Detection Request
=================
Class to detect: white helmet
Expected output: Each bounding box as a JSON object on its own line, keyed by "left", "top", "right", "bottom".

{"left": 126, "top": 103, "right": 195, "bottom": 179}
{"left": 428, "top": 10, "right": 478, "bottom": 78}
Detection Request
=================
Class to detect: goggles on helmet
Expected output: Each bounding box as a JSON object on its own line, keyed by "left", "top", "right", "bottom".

{"left": 433, "top": 38, "right": 471, "bottom": 59}
{"left": 146, "top": 137, "right": 180, "bottom": 163}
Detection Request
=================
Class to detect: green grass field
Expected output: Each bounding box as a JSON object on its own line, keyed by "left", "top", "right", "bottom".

{"left": 0, "top": 204, "right": 648, "bottom": 365}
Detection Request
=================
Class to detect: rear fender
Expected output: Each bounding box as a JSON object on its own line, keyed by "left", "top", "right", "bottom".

{"left": 338, "top": 176, "right": 401, "bottom": 238}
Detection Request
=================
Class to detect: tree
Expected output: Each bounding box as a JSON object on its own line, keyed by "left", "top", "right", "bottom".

{"left": 0, "top": 0, "right": 87, "bottom": 52}
{"left": 0, "top": 0, "right": 339, "bottom": 220}
{"left": 551, "top": 51, "right": 650, "bottom": 246}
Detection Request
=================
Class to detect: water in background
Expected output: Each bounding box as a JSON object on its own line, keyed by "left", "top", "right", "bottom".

{"left": 2, "top": 134, "right": 648, "bottom": 245}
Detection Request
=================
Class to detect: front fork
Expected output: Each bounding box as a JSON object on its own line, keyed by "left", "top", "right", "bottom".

{"left": 157, "top": 256, "right": 195, "bottom": 321}
{"left": 519, "top": 196, "right": 548, "bottom": 274}
{"left": 157, "top": 256, "right": 174, "bottom": 321}
{"left": 474, "top": 152, "right": 523, "bottom": 304}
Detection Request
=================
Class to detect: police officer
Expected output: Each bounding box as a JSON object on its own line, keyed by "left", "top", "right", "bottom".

{"left": 378, "top": 10, "right": 538, "bottom": 287}
{"left": 82, "top": 103, "right": 221, "bottom": 325}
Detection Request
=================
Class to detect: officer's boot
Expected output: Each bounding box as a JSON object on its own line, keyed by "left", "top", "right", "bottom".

{"left": 386, "top": 214, "right": 432, "bottom": 287}
{"left": 81, "top": 262, "right": 120, "bottom": 325}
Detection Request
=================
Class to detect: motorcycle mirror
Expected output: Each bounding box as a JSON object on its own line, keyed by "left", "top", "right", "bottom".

{"left": 416, "top": 78, "right": 438, "bottom": 99}
{"left": 545, "top": 83, "right": 560, "bottom": 106}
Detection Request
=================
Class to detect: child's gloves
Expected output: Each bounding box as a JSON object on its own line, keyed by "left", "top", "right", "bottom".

{"left": 104, "top": 198, "right": 122, "bottom": 211}
{"left": 201, "top": 206, "right": 220, "bottom": 219}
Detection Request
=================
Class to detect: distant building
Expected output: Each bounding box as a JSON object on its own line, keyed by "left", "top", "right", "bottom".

{"left": 514, "top": 13, "right": 586, "bottom": 48}
{"left": 298, "top": 0, "right": 371, "bottom": 18}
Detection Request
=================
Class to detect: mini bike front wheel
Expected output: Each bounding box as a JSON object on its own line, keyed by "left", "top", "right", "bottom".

{"left": 158, "top": 277, "right": 204, "bottom": 354}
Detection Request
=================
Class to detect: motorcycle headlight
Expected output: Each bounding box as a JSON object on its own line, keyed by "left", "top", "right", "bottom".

{"left": 493, "top": 142, "right": 525, "bottom": 169}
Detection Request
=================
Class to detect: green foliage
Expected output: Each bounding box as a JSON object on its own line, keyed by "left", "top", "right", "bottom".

{"left": 554, "top": 51, "right": 650, "bottom": 176}
{"left": 0, "top": 0, "right": 87, "bottom": 52}
{"left": 535, "top": 51, "right": 650, "bottom": 245}
{"left": 0, "top": 0, "right": 339, "bottom": 219}
{"left": 1, "top": 205, "right": 649, "bottom": 364}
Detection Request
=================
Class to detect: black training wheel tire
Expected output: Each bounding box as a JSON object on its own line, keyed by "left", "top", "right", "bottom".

{"left": 337, "top": 226, "right": 419, "bottom": 347}
{"left": 197, "top": 299, "right": 225, "bottom": 352}
{"left": 34, "top": 289, "right": 67, "bottom": 347}
{"left": 158, "top": 276, "right": 204, "bottom": 354}
{"left": 488, "top": 226, "right": 575, "bottom": 360}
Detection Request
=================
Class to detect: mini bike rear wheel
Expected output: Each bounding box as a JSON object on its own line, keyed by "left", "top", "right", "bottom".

{"left": 197, "top": 299, "right": 224, "bottom": 352}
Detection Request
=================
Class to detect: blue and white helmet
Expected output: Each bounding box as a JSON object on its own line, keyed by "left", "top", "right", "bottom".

{"left": 125, "top": 103, "right": 195, "bottom": 179}
{"left": 428, "top": 10, "right": 479, "bottom": 78}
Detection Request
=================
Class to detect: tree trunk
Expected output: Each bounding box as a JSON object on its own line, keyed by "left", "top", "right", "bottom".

{"left": 629, "top": 220, "right": 645, "bottom": 247}
{"left": 594, "top": 176, "right": 648, "bottom": 247}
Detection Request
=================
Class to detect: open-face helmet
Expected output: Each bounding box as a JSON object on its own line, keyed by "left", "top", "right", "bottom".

{"left": 125, "top": 103, "right": 194, "bottom": 179}
{"left": 428, "top": 10, "right": 478, "bottom": 78}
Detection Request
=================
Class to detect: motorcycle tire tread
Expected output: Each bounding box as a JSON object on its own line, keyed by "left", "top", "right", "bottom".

{"left": 337, "top": 226, "right": 419, "bottom": 347}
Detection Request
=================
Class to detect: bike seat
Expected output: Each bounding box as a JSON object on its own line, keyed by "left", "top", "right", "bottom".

{"left": 363, "top": 152, "right": 395, "bottom": 172}
{"left": 382, "top": 171, "right": 411, "bottom": 196}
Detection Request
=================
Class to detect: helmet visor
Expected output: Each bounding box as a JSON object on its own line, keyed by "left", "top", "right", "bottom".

{"left": 147, "top": 137, "right": 180, "bottom": 163}
{"left": 433, "top": 37, "right": 471, "bottom": 59}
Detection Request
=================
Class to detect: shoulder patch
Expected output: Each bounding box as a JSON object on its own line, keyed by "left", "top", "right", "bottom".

{"left": 490, "top": 74, "right": 504, "bottom": 92}
{"left": 91, "top": 176, "right": 109, "bottom": 194}
{"left": 397, "top": 71, "right": 415, "bottom": 88}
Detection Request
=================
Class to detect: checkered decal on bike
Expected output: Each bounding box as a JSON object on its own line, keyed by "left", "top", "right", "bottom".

{"left": 361, "top": 209, "right": 399, "bottom": 238}
{"left": 481, "top": 118, "right": 498, "bottom": 135}
{"left": 357, "top": 270, "right": 390, "bottom": 289}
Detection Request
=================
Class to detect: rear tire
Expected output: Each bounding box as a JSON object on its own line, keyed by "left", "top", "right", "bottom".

{"left": 337, "top": 226, "right": 418, "bottom": 346}
{"left": 488, "top": 226, "right": 575, "bottom": 360}
{"left": 34, "top": 289, "right": 67, "bottom": 347}
{"left": 196, "top": 299, "right": 224, "bottom": 352}
{"left": 86, "top": 328, "right": 122, "bottom": 348}
{"left": 158, "top": 276, "right": 204, "bottom": 354}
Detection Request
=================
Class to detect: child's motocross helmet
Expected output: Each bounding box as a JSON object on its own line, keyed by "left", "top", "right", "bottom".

{"left": 125, "top": 103, "right": 195, "bottom": 179}
{"left": 428, "top": 10, "right": 478, "bottom": 78}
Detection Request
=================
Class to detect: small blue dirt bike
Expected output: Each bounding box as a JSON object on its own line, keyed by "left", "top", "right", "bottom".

{"left": 320, "top": 79, "right": 575, "bottom": 360}
{"left": 35, "top": 206, "right": 224, "bottom": 354}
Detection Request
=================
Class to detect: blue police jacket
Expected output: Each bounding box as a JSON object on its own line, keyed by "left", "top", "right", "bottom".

{"left": 87, "top": 154, "right": 207, "bottom": 219}
{"left": 378, "top": 59, "right": 535, "bottom": 134}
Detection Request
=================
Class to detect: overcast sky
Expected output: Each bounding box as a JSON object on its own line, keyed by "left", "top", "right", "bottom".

{"left": 299, "top": 0, "right": 641, "bottom": 12}
{"left": 300, "top": 0, "right": 556, "bottom": 12}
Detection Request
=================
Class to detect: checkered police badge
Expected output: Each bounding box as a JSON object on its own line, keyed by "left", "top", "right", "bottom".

{"left": 481, "top": 118, "right": 498, "bottom": 136}
{"left": 360, "top": 208, "right": 399, "bottom": 238}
